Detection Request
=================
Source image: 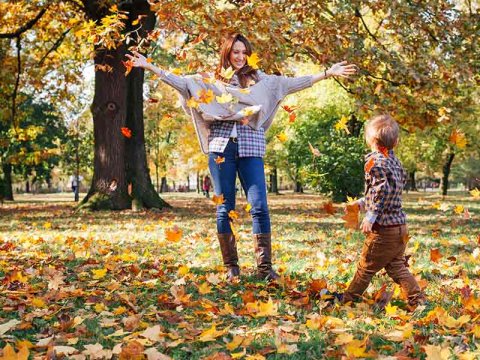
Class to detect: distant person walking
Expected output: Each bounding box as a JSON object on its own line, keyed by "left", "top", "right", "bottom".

{"left": 202, "top": 175, "right": 212, "bottom": 198}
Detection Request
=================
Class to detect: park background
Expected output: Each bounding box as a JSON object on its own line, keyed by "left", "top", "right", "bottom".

{"left": 0, "top": 1, "right": 479, "bottom": 359}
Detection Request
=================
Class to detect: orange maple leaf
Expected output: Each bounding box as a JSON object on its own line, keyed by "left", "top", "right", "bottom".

{"left": 289, "top": 112, "right": 297, "bottom": 123}
{"left": 165, "top": 226, "right": 182, "bottom": 242}
{"left": 323, "top": 202, "right": 336, "bottom": 215}
{"left": 430, "top": 248, "right": 442, "bottom": 262}
{"left": 122, "top": 60, "right": 134, "bottom": 76}
{"left": 281, "top": 105, "right": 298, "bottom": 113}
{"left": 212, "top": 194, "right": 225, "bottom": 205}
{"left": 365, "top": 157, "right": 375, "bottom": 173}
{"left": 342, "top": 203, "right": 360, "bottom": 229}
{"left": 121, "top": 127, "right": 132, "bottom": 138}
{"left": 215, "top": 156, "right": 225, "bottom": 165}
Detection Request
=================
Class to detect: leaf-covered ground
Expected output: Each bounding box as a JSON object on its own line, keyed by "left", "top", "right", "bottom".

{"left": 0, "top": 191, "right": 479, "bottom": 359}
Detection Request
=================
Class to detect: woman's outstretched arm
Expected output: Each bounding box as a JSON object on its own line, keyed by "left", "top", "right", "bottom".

{"left": 312, "top": 61, "right": 357, "bottom": 84}
{"left": 126, "top": 51, "right": 189, "bottom": 96}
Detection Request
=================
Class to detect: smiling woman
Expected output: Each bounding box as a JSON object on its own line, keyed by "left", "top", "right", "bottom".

{"left": 126, "top": 33, "right": 357, "bottom": 282}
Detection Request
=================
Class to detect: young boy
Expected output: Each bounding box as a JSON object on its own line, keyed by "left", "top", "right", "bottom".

{"left": 343, "top": 114, "right": 426, "bottom": 308}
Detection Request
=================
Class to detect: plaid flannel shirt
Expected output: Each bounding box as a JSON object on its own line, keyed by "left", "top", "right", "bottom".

{"left": 360, "top": 150, "right": 407, "bottom": 226}
{"left": 208, "top": 121, "right": 266, "bottom": 157}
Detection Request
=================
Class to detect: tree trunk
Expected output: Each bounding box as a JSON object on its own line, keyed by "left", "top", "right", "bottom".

{"left": 160, "top": 176, "right": 168, "bottom": 193}
{"left": 294, "top": 180, "right": 303, "bottom": 193}
{"left": 81, "top": 0, "right": 169, "bottom": 210}
{"left": 409, "top": 170, "right": 417, "bottom": 191}
{"left": 269, "top": 167, "right": 279, "bottom": 194}
{"left": 196, "top": 171, "right": 200, "bottom": 193}
{"left": 441, "top": 152, "right": 455, "bottom": 196}
{"left": 2, "top": 163, "right": 14, "bottom": 201}
{"left": 25, "top": 179, "right": 30, "bottom": 193}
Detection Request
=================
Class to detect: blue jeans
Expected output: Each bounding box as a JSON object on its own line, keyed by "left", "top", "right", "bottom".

{"left": 208, "top": 139, "right": 271, "bottom": 235}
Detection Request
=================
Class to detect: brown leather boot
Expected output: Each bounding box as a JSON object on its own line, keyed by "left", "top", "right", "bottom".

{"left": 253, "top": 233, "right": 280, "bottom": 281}
{"left": 217, "top": 233, "right": 240, "bottom": 280}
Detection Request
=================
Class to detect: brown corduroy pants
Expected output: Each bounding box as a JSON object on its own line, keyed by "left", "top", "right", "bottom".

{"left": 344, "top": 224, "right": 425, "bottom": 306}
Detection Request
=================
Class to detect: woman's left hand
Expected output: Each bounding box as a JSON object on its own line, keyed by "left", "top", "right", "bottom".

{"left": 327, "top": 61, "right": 357, "bottom": 78}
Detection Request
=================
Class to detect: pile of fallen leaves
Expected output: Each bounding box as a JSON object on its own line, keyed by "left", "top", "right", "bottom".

{"left": 0, "top": 191, "right": 479, "bottom": 359}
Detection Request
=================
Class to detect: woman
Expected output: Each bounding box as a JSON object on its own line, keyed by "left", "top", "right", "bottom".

{"left": 202, "top": 174, "right": 211, "bottom": 198}
{"left": 127, "top": 34, "right": 356, "bottom": 281}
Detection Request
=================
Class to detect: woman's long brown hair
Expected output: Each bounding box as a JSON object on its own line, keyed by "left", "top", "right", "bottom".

{"left": 215, "top": 33, "right": 259, "bottom": 88}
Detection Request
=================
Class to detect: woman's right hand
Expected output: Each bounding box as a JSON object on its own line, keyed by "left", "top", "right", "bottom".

{"left": 125, "top": 51, "right": 150, "bottom": 69}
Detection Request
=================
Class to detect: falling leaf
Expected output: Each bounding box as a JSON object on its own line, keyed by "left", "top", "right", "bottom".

{"left": 186, "top": 97, "right": 200, "bottom": 108}
{"left": 247, "top": 52, "right": 261, "bottom": 69}
{"left": 308, "top": 142, "right": 321, "bottom": 157}
{"left": 212, "top": 194, "right": 225, "bottom": 205}
{"left": 240, "top": 105, "right": 261, "bottom": 117}
{"left": 197, "top": 89, "right": 215, "bottom": 104}
{"left": 334, "top": 116, "right": 350, "bottom": 134}
{"left": 215, "top": 156, "right": 225, "bottom": 164}
{"left": 228, "top": 210, "right": 239, "bottom": 221}
{"left": 244, "top": 203, "right": 252, "bottom": 212}
{"left": 276, "top": 133, "right": 288, "bottom": 142}
{"left": 342, "top": 203, "right": 359, "bottom": 229}
{"left": 220, "top": 66, "right": 235, "bottom": 80}
{"left": 121, "top": 127, "right": 132, "bottom": 138}
{"left": 165, "top": 226, "right": 182, "bottom": 242}
{"left": 289, "top": 112, "right": 297, "bottom": 123}
{"left": 122, "top": 60, "right": 134, "bottom": 76}
{"left": 281, "top": 105, "right": 298, "bottom": 113}
{"left": 323, "top": 202, "right": 336, "bottom": 215}
{"left": 430, "top": 248, "right": 442, "bottom": 263}
{"left": 454, "top": 205, "right": 464, "bottom": 214}
{"left": 449, "top": 129, "right": 467, "bottom": 148}
{"left": 216, "top": 93, "right": 233, "bottom": 104}
{"left": 470, "top": 188, "right": 480, "bottom": 198}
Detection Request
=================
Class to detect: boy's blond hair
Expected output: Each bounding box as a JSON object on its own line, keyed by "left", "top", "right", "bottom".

{"left": 365, "top": 114, "right": 400, "bottom": 149}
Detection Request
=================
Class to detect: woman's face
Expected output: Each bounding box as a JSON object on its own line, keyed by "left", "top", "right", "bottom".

{"left": 229, "top": 41, "right": 247, "bottom": 70}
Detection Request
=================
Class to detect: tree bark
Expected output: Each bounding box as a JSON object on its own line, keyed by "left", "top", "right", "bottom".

{"left": 441, "top": 152, "right": 455, "bottom": 196}
{"left": 294, "top": 180, "right": 303, "bottom": 193}
{"left": 269, "top": 167, "right": 279, "bottom": 194}
{"left": 2, "top": 163, "right": 14, "bottom": 201}
{"left": 409, "top": 170, "right": 417, "bottom": 191}
{"left": 81, "top": 0, "right": 169, "bottom": 210}
{"left": 160, "top": 176, "right": 168, "bottom": 192}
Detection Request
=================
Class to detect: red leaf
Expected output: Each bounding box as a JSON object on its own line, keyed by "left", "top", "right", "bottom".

{"left": 121, "top": 127, "right": 132, "bottom": 138}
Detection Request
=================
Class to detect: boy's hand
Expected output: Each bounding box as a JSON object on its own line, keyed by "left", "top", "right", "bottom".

{"left": 361, "top": 218, "right": 374, "bottom": 233}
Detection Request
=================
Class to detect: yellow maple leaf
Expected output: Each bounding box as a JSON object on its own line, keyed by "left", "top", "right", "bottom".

{"left": 246, "top": 298, "right": 278, "bottom": 317}
{"left": 31, "top": 298, "right": 46, "bottom": 308}
{"left": 247, "top": 52, "right": 261, "bottom": 69}
{"left": 186, "top": 97, "right": 199, "bottom": 108}
{"left": 439, "top": 314, "right": 471, "bottom": 329}
{"left": 92, "top": 268, "right": 107, "bottom": 280}
{"left": 216, "top": 93, "right": 233, "bottom": 104}
{"left": 228, "top": 210, "right": 239, "bottom": 221}
{"left": 334, "top": 116, "right": 350, "bottom": 134}
{"left": 94, "top": 303, "right": 106, "bottom": 313}
{"left": 177, "top": 265, "right": 190, "bottom": 276}
{"left": 197, "top": 89, "right": 214, "bottom": 104}
{"left": 198, "top": 282, "right": 212, "bottom": 295}
{"left": 334, "top": 333, "right": 354, "bottom": 346}
{"left": 220, "top": 66, "right": 235, "bottom": 80}
{"left": 244, "top": 203, "right": 252, "bottom": 212}
{"left": 198, "top": 324, "right": 227, "bottom": 342}
{"left": 276, "top": 133, "right": 288, "bottom": 142}
{"left": 470, "top": 188, "right": 480, "bottom": 198}
{"left": 240, "top": 105, "right": 261, "bottom": 117}
{"left": 346, "top": 195, "right": 358, "bottom": 204}
{"left": 226, "top": 335, "right": 244, "bottom": 351}
{"left": 384, "top": 302, "right": 398, "bottom": 316}
{"left": 449, "top": 129, "right": 467, "bottom": 148}
{"left": 0, "top": 344, "right": 29, "bottom": 360}
{"left": 344, "top": 339, "right": 370, "bottom": 358}
{"left": 43, "top": 222, "right": 52, "bottom": 229}
{"left": 454, "top": 205, "right": 464, "bottom": 214}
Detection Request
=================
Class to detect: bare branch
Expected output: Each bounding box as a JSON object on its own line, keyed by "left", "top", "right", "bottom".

{"left": 38, "top": 28, "right": 72, "bottom": 66}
